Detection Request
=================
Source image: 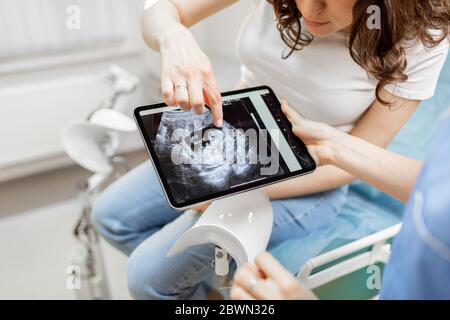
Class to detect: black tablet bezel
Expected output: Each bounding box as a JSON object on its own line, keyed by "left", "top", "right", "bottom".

{"left": 134, "top": 85, "right": 316, "bottom": 210}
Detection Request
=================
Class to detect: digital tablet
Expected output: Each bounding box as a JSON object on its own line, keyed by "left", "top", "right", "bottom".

{"left": 134, "top": 86, "right": 316, "bottom": 210}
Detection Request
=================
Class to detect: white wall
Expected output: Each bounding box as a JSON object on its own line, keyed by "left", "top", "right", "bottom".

{"left": 0, "top": 55, "right": 157, "bottom": 182}
{"left": 0, "top": 0, "right": 253, "bottom": 182}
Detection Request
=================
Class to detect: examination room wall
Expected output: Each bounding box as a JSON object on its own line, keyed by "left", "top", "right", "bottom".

{"left": 0, "top": 0, "right": 252, "bottom": 299}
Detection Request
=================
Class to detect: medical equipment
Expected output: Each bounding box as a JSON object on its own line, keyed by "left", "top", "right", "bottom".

{"left": 62, "top": 65, "right": 139, "bottom": 299}
{"left": 136, "top": 86, "right": 315, "bottom": 290}
{"left": 169, "top": 189, "right": 273, "bottom": 288}
{"left": 134, "top": 86, "right": 316, "bottom": 210}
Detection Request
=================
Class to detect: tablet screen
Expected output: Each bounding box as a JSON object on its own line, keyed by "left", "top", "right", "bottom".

{"left": 135, "top": 86, "right": 315, "bottom": 209}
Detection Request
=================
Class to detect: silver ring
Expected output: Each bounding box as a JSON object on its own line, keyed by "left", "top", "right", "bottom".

{"left": 175, "top": 83, "right": 188, "bottom": 91}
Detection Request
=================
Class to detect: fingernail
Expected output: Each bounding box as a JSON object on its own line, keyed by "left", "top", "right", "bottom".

{"left": 215, "top": 119, "right": 223, "bottom": 128}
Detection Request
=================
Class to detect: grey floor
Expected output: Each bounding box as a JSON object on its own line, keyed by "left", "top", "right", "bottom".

{"left": 0, "top": 151, "right": 148, "bottom": 300}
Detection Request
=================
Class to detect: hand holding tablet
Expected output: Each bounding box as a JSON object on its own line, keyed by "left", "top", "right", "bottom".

{"left": 134, "top": 86, "right": 316, "bottom": 209}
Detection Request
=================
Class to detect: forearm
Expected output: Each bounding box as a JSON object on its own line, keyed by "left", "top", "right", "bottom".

{"left": 141, "top": 0, "right": 184, "bottom": 51}
{"left": 265, "top": 140, "right": 421, "bottom": 202}
{"left": 141, "top": 0, "right": 236, "bottom": 51}
{"left": 270, "top": 91, "right": 421, "bottom": 202}
{"left": 266, "top": 134, "right": 422, "bottom": 202}
{"left": 264, "top": 165, "right": 354, "bottom": 199}
{"left": 331, "top": 133, "right": 422, "bottom": 203}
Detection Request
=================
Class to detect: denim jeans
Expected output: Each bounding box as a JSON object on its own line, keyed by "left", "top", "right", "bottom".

{"left": 92, "top": 160, "right": 348, "bottom": 299}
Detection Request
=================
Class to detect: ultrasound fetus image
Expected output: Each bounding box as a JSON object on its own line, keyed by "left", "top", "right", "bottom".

{"left": 142, "top": 97, "right": 289, "bottom": 204}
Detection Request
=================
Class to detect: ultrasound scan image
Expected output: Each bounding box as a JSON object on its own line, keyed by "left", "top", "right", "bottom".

{"left": 142, "top": 98, "right": 289, "bottom": 203}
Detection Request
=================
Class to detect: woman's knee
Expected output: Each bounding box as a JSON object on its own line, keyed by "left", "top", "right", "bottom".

{"left": 90, "top": 161, "right": 161, "bottom": 240}
{"left": 90, "top": 188, "right": 119, "bottom": 239}
{"left": 127, "top": 253, "right": 212, "bottom": 300}
{"left": 127, "top": 253, "right": 155, "bottom": 299}
{"left": 126, "top": 248, "right": 180, "bottom": 300}
{"left": 126, "top": 223, "right": 214, "bottom": 300}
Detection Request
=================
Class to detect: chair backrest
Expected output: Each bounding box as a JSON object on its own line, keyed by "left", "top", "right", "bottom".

{"left": 297, "top": 224, "right": 401, "bottom": 292}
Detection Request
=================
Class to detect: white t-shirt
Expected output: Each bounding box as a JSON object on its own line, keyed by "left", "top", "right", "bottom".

{"left": 237, "top": 0, "right": 449, "bottom": 132}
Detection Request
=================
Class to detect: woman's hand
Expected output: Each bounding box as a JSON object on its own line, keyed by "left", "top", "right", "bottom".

{"left": 230, "top": 252, "right": 317, "bottom": 300}
{"left": 159, "top": 24, "right": 223, "bottom": 127}
{"left": 281, "top": 100, "right": 343, "bottom": 166}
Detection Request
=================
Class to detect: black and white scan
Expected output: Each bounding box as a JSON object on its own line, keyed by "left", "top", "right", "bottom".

{"left": 142, "top": 97, "right": 289, "bottom": 203}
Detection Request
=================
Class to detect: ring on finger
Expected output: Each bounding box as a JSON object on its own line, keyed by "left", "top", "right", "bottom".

{"left": 175, "top": 82, "right": 188, "bottom": 92}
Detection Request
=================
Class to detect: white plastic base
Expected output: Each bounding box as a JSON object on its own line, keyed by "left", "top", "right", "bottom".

{"left": 168, "top": 189, "right": 273, "bottom": 269}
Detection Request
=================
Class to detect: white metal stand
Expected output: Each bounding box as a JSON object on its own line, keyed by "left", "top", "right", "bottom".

{"left": 62, "top": 65, "right": 139, "bottom": 300}
{"left": 68, "top": 157, "right": 129, "bottom": 299}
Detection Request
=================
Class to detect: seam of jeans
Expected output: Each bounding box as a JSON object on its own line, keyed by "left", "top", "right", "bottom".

{"left": 412, "top": 191, "right": 450, "bottom": 262}
{"left": 273, "top": 192, "right": 329, "bottom": 229}
{"left": 109, "top": 200, "right": 173, "bottom": 235}
{"left": 172, "top": 258, "right": 213, "bottom": 293}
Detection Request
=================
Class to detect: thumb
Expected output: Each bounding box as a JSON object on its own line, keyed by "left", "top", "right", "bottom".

{"left": 280, "top": 100, "right": 315, "bottom": 141}
{"left": 280, "top": 99, "right": 305, "bottom": 125}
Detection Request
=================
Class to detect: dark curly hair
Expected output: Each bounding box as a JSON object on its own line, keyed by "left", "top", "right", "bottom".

{"left": 268, "top": 0, "right": 450, "bottom": 105}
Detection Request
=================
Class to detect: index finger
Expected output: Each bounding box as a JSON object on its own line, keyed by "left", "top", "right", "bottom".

{"left": 255, "top": 252, "right": 295, "bottom": 285}
{"left": 280, "top": 100, "right": 300, "bottom": 123}
{"left": 204, "top": 77, "right": 223, "bottom": 127}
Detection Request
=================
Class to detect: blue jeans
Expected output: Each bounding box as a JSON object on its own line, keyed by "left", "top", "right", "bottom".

{"left": 92, "top": 160, "right": 348, "bottom": 299}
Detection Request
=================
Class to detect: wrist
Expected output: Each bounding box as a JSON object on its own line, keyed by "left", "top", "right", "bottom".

{"left": 159, "top": 23, "right": 193, "bottom": 49}
{"left": 325, "top": 131, "right": 350, "bottom": 167}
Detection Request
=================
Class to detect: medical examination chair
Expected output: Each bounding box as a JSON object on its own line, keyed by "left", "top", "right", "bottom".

{"left": 278, "top": 54, "right": 450, "bottom": 300}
